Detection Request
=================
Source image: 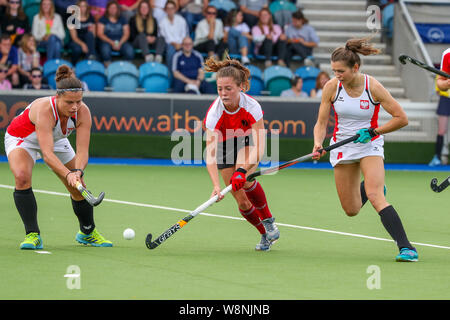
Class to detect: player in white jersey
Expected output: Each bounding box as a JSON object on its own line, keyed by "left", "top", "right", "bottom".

{"left": 312, "top": 37, "right": 418, "bottom": 262}
{"left": 4, "top": 65, "right": 112, "bottom": 250}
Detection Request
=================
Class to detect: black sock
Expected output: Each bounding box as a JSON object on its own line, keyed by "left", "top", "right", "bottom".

{"left": 436, "top": 135, "right": 444, "bottom": 158}
{"left": 14, "top": 188, "right": 40, "bottom": 234}
{"left": 71, "top": 198, "right": 95, "bottom": 235}
{"left": 379, "top": 205, "right": 415, "bottom": 251}
{"left": 360, "top": 180, "right": 368, "bottom": 207}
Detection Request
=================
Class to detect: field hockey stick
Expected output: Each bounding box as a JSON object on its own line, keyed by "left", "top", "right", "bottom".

{"left": 247, "top": 134, "right": 360, "bottom": 181}
{"left": 398, "top": 54, "right": 450, "bottom": 79}
{"left": 146, "top": 185, "right": 233, "bottom": 249}
{"left": 430, "top": 176, "right": 450, "bottom": 193}
{"left": 75, "top": 181, "right": 105, "bottom": 206}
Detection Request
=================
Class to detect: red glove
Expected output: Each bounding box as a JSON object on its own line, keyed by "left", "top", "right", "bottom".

{"left": 230, "top": 168, "right": 247, "bottom": 191}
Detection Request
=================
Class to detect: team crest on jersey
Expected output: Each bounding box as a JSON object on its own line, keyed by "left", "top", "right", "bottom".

{"left": 360, "top": 100, "right": 370, "bottom": 110}
{"left": 241, "top": 119, "right": 249, "bottom": 127}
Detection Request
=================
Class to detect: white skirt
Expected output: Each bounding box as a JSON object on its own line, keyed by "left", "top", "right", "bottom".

{"left": 5, "top": 132, "right": 75, "bottom": 164}
{"left": 329, "top": 136, "right": 384, "bottom": 167}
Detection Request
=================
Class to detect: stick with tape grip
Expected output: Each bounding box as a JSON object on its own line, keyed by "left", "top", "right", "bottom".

{"left": 145, "top": 134, "right": 359, "bottom": 250}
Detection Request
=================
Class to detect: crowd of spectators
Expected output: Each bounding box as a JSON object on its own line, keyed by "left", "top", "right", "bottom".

{"left": 0, "top": 0, "right": 328, "bottom": 96}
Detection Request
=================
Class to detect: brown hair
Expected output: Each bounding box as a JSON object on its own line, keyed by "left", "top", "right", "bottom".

{"left": 39, "top": 0, "right": 55, "bottom": 19}
{"left": 19, "top": 33, "right": 36, "bottom": 54}
{"left": 331, "top": 36, "right": 381, "bottom": 68}
{"left": 55, "top": 65, "right": 83, "bottom": 93}
{"left": 136, "top": 0, "right": 155, "bottom": 35}
{"left": 315, "top": 71, "right": 330, "bottom": 90}
{"left": 258, "top": 8, "right": 274, "bottom": 35}
{"left": 292, "top": 10, "right": 308, "bottom": 24}
{"left": 105, "top": 0, "right": 121, "bottom": 20}
{"left": 204, "top": 55, "right": 250, "bottom": 92}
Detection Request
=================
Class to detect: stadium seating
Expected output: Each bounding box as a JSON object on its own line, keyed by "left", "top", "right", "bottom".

{"left": 263, "top": 65, "right": 293, "bottom": 96}
{"left": 139, "top": 62, "right": 170, "bottom": 93}
{"left": 75, "top": 60, "right": 107, "bottom": 91}
{"left": 246, "top": 65, "right": 264, "bottom": 96}
{"left": 43, "top": 59, "right": 73, "bottom": 89}
{"left": 269, "top": 0, "right": 297, "bottom": 27}
{"left": 209, "top": 0, "right": 237, "bottom": 12}
{"left": 382, "top": 3, "right": 394, "bottom": 39}
{"left": 23, "top": 0, "right": 41, "bottom": 26}
{"left": 294, "top": 66, "right": 320, "bottom": 95}
{"left": 106, "top": 61, "right": 139, "bottom": 92}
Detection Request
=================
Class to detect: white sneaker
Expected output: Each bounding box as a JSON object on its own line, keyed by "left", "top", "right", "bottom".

{"left": 304, "top": 57, "right": 315, "bottom": 67}
{"left": 262, "top": 217, "right": 280, "bottom": 242}
{"left": 241, "top": 56, "right": 250, "bottom": 65}
{"left": 155, "top": 55, "right": 163, "bottom": 63}
{"left": 145, "top": 54, "right": 154, "bottom": 62}
{"left": 255, "top": 233, "right": 272, "bottom": 251}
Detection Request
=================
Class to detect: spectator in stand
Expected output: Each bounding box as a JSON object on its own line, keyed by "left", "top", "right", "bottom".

{"left": 159, "top": 0, "right": 189, "bottom": 68}
{"left": 251, "top": 8, "right": 287, "bottom": 67}
{"left": 54, "top": 0, "right": 78, "bottom": 24}
{"left": 240, "top": 0, "right": 267, "bottom": 28}
{"left": 179, "top": 0, "right": 207, "bottom": 34}
{"left": 129, "top": 0, "right": 165, "bottom": 63}
{"left": 118, "top": 0, "right": 141, "bottom": 22}
{"left": 151, "top": 0, "right": 171, "bottom": 25}
{"left": 172, "top": 36, "right": 214, "bottom": 94}
{"left": 68, "top": 0, "right": 97, "bottom": 64}
{"left": 23, "top": 67, "right": 51, "bottom": 89}
{"left": 88, "top": 0, "right": 108, "bottom": 21}
{"left": 1, "top": 0, "right": 30, "bottom": 46}
{"left": 310, "top": 71, "right": 330, "bottom": 98}
{"left": 0, "top": 63, "right": 12, "bottom": 90}
{"left": 0, "top": 34, "right": 20, "bottom": 87}
{"left": 32, "top": 0, "right": 66, "bottom": 60}
{"left": 285, "top": 10, "right": 319, "bottom": 66}
{"left": 0, "top": 0, "right": 7, "bottom": 16}
{"left": 17, "top": 33, "right": 41, "bottom": 86}
{"left": 223, "top": 9, "right": 251, "bottom": 65}
{"left": 97, "top": 0, "right": 134, "bottom": 66}
{"left": 193, "top": 5, "right": 226, "bottom": 59}
{"left": 280, "top": 76, "right": 308, "bottom": 98}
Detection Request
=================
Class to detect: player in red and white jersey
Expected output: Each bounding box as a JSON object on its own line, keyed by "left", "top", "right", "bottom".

{"left": 4, "top": 65, "right": 112, "bottom": 250}
{"left": 312, "top": 37, "right": 418, "bottom": 262}
{"left": 429, "top": 48, "right": 450, "bottom": 166}
{"left": 203, "top": 57, "right": 279, "bottom": 251}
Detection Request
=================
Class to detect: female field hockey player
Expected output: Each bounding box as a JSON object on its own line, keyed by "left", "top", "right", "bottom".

{"left": 4, "top": 65, "right": 112, "bottom": 249}
{"left": 203, "top": 56, "right": 280, "bottom": 251}
{"left": 312, "top": 37, "right": 418, "bottom": 262}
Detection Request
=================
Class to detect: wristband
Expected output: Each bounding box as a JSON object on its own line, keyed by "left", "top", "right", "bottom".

{"left": 368, "top": 128, "right": 378, "bottom": 138}
{"left": 66, "top": 169, "right": 84, "bottom": 179}
{"left": 236, "top": 167, "right": 247, "bottom": 174}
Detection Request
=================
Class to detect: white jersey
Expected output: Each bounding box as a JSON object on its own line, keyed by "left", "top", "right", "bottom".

{"left": 329, "top": 75, "right": 384, "bottom": 167}
{"left": 4, "top": 96, "right": 77, "bottom": 163}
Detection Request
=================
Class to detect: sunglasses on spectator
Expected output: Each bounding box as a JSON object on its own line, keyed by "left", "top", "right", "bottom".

{"left": 0, "top": 69, "right": 8, "bottom": 73}
{"left": 31, "top": 74, "right": 42, "bottom": 78}
{"left": 9, "top": 1, "right": 20, "bottom": 4}
{"left": 206, "top": 11, "right": 217, "bottom": 15}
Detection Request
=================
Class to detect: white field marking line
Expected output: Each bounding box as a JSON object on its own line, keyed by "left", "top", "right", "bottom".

{"left": 1, "top": 184, "right": 449, "bottom": 250}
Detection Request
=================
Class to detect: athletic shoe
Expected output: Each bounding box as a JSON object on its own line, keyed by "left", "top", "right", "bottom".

{"left": 396, "top": 248, "right": 418, "bottom": 262}
{"left": 255, "top": 233, "right": 272, "bottom": 251}
{"left": 428, "top": 155, "right": 441, "bottom": 167}
{"left": 20, "top": 232, "right": 43, "bottom": 250}
{"left": 241, "top": 56, "right": 250, "bottom": 65}
{"left": 262, "top": 217, "right": 280, "bottom": 242}
{"left": 76, "top": 229, "right": 113, "bottom": 247}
